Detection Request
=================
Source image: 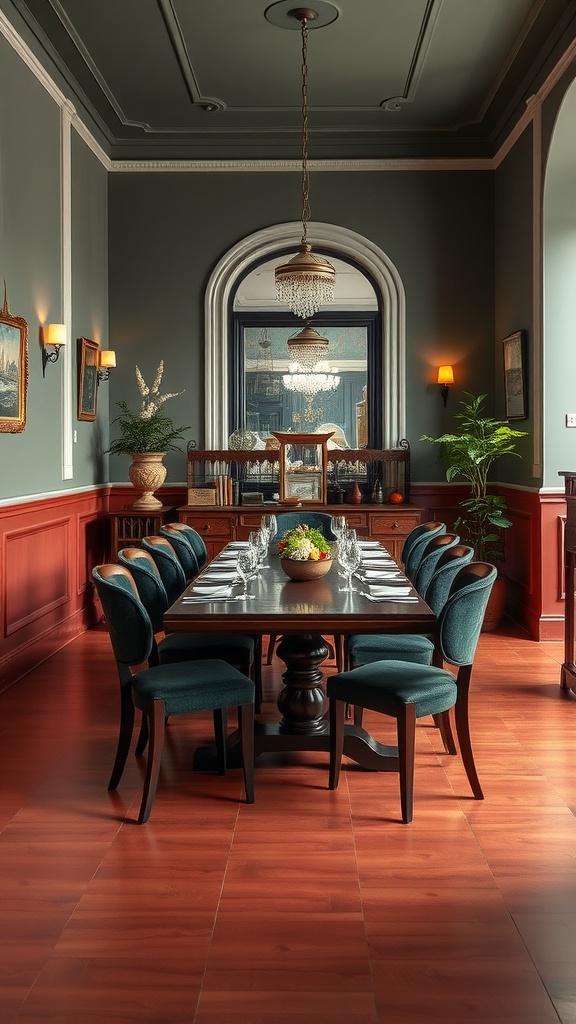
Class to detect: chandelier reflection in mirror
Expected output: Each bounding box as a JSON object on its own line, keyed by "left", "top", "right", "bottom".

{"left": 283, "top": 362, "right": 340, "bottom": 397}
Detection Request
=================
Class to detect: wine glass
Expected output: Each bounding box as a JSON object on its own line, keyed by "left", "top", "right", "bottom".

{"left": 331, "top": 515, "right": 347, "bottom": 540}
{"left": 236, "top": 549, "right": 256, "bottom": 599}
{"left": 261, "top": 513, "right": 277, "bottom": 543}
{"left": 337, "top": 531, "right": 361, "bottom": 593}
{"left": 248, "top": 530, "right": 267, "bottom": 573}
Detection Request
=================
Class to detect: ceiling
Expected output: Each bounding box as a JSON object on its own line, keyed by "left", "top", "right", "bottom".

{"left": 7, "top": 0, "right": 576, "bottom": 160}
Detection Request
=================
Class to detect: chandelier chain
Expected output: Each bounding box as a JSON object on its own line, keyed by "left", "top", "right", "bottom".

{"left": 300, "top": 15, "right": 311, "bottom": 242}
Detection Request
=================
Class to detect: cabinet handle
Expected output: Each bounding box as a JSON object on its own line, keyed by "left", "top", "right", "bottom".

{"left": 202, "top": 523, "right": 210, "bottom": 532}
{"left": 392, "top": 521, "right": 400, "bottom": 529}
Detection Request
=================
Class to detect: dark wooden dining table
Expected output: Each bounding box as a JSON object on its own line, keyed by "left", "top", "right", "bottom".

{"left": 163, "top": 544, "right": 435, "bottom": 772}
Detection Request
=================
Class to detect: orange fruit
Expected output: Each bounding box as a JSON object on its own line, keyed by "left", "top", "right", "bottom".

{"left": 389, "top": 491, "right": 404, "bottom": 504}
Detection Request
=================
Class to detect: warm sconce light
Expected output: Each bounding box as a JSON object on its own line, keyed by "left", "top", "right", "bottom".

{"left": 42, "top": 323, "right": 66, "bottom": 377}
{"left": 437, "top": 365, "right": 454, "bottom": 407}
{"left": 97, "top": 349, "right": 116, "bottom": 383}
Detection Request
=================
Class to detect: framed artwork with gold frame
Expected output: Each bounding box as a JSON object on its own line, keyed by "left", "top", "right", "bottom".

{"left": 77, "top": 337, "right": 99, "bottom": 421}
{"left": 272, "top": 431, "right": 334, "bottom": 504}
{"left": 0, "top": 292, "right": 28, "bottom": 433}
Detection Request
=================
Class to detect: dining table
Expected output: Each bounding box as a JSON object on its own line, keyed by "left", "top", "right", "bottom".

{"left": 163, "top": 539, "right": 436, "bottom": 772}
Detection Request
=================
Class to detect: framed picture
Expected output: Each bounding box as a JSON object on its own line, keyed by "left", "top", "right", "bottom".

{"left": 77, "top": 337, "right": 99, "bottom": 421}
{"left": 0, "top": 294, "right": 28, "bottom": 433}
{"left": 503, "top": 331, "right": 527, "bottom": 420}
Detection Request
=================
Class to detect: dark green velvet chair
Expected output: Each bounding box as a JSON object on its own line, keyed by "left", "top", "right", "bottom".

{"left": 402, "top": 521, "right": 447, "bottom": 581}
{"left": 413, "top": 532, "right": 460, "bottom": 596}
{"left": 328, "top": 561, "right": 496, "bottom": 823}
{"left": 141, "top": 535, "right": 187, "bottom": 604}
{"left": 158, "top": 525, "right": 200, "bottom": 581}
{"left": 161, "top": 521, "right": 209, "bottom": 569}
{"left": 117, "top": 546, "right": 261, "bottom": 710}
{"left": 93, "top": 563, "right": 255, "bottom": 823}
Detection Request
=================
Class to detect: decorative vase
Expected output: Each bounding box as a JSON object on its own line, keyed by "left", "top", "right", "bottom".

{"left": 348, "top": 481, "right": 362, "bottom": 504}
{"left": 128, "top": 452, "right": 167, "bottom": 510}
{"left": 280, "top": 557, "right": 333, "bottom": 582}
{"left": 371, "top": 480, "right": 383, "bottom": 504}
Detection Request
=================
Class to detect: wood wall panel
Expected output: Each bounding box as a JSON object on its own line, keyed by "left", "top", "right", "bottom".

{"left": 0, "top": 489, "right": 108, "bottom": 692}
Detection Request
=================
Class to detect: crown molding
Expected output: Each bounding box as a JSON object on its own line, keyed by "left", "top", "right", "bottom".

{"left": 109, "top": 157, "right": 496, "bottom": 173}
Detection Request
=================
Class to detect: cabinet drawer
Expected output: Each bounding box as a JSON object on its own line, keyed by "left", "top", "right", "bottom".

{"left": 179, "top": 513, "right": 234, "bottom": 540}
{"left": 368, "top": 512, "right": 422, "bottom": 537}
{"left": 340, "top": 512, "right": 368, "bottom": 530}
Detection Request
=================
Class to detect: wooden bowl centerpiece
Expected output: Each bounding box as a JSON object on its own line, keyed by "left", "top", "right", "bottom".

{"left": 278, "top": 523, "right": 333, "bottom": 582}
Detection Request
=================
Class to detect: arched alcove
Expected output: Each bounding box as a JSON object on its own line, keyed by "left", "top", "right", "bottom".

{"left": 204, "top": 222, "right": 406, "bottom": 448}
{"left": 543, "top": 79, "right": 576, "bottom": 487}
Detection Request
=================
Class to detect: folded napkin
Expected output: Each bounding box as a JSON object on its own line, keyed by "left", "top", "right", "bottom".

{"left": 358, "top": 540, "right": 380, "bottom": 548}
{"left": 365, "top": 594, "right": 418, "bottom": 603}
{"left": 197, "top": 570, "right": 238, "bottom": 582}
{"left": 189, "top": 584, "right": 233, "bottom": 598}
{"left": 362, "top": 558, "right": 397, "bottom": 566}
{"left": 368, "top": 584, "right": 413, "bottom": 597}
{"left": 362, "top": 568, "right": 400, "bottom": 579}
{"left": 216, "top": 551, "right": 238, "bottom": 560}
{"left": 227, "top": 541, "right": 249, "bottom": 548}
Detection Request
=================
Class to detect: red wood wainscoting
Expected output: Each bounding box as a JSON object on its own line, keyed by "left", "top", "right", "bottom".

{"left": 0, "top": 488, "right": 109, "bottom": 693}
{"left": 411, "top": 483, "right": 566, "bottom": 641}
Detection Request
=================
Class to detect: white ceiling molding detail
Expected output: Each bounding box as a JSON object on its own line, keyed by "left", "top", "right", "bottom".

{"left": 204, "top": 222, "right": 406, "bottom": 450}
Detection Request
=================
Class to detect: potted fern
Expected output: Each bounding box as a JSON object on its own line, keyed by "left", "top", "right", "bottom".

{"left": 420, "top": 392, "right": 527, "bottom": 628}
{"left": 107, "top": 362, "right": 189, "bottom": 509}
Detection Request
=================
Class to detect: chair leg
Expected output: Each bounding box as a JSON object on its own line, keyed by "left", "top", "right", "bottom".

{"left": 108, "top": 690, "right": 135, "bottom": 790}
{"left": 238, "top": 703, "right": 255, "bottom": 803}
{"left": 135, "top": 712, "right": 149, "bottom": 756}
{"left": 266, "top": 633, "right": 278, "bottom": 664}
{"left": 213, "top": 708, "right": 228, "bottom": 775}
{"left": 137, "top": 700, "right": 166, "bottom": 824}
{"left": 454, "top": 668, "right": 483, "bottom": 799}
{"left": 353, "top": 705, "right": 364, "bottom": 727}
{"left": 433, "top": 710, "right": 457, "bottom": 755}
{"left": 252, "top": 636, "right": 263, "bottom": 714}
{"left": 328, "top": 698, "right": 346, "bottom": 789}
{"left": 397, "top": 702, "right": 416, "bottom": 823}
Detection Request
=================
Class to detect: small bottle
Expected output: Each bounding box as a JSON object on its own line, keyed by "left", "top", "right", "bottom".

{"left": 349, "top": 481, "right": 362, "bottom": 504}
{"left": 371, "top": 480, "right": 383, "bottom": 504}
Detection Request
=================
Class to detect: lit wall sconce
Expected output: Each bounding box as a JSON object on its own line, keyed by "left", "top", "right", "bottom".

{"left": 42, "top": 323, "right": 66, "bottom": 377}
{"left": 97, "top": 350, "right": 116, "bottom": 383}
{"left": 437, "top": 365, "right": 454, "bottom": 407}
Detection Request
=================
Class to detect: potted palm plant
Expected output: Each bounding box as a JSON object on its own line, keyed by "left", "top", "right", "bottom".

{"left": 420, "top": 392, "right": 527, "bottom": 628}
{"left": 107, "top": 361, "right": 189, "bottom": 509}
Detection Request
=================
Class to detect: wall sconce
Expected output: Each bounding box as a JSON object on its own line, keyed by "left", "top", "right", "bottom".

{"left": 437, "top": 365, "right": 454, "bottom": 407}
{"left": 42, "top": 323, "right": 66, "bottom": 377}
{"left": 97, "top": 350, "right": 116, "bottom": 383}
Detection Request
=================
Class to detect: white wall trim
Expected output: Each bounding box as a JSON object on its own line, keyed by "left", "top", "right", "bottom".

{"left": 61, "top": 102, "right": 74, "bottom": 480}
{"left": 204, "top": 221, "right": 406, "bottom": 449}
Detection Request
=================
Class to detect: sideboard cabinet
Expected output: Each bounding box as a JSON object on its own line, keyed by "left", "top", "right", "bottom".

{"left": 180, "top": 443, "right": 422, "bottom": 560}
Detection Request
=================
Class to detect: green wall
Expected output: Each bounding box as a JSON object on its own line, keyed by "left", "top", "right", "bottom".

{"left": 108, "top": 169, "right": 495, "bottom": 485}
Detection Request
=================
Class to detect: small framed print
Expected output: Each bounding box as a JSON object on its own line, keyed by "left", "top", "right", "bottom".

{"left": 503, "top": 331, "right": 527, "bottom": 420}
{"left": 77, "top": 337, "right": 98, "bottom": 421}
{"left": 0, "top": 294, "right": 28, "bottom": 433}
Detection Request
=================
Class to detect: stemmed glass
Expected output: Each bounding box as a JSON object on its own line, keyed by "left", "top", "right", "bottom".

{"left": 236, "top": 549, "right": 256, "bottom": 599}
{"left": 249, "top": 529, "right": 268, "bottom": 574}
{"left": 337, "top": 530, "right": 362, "bottom": 593}
{"left": 261, "top": 513, "right": 277, "bottom": 544}
{"left": 331, "top": 515, "right": 347, "bottom": 541}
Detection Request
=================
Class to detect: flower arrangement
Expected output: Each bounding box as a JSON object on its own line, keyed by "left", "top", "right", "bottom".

{"left": 107, "top": 361, "right": 190, "bottom": 455}
{"left": 278, "top": 524, "right": 332, "bottom": 561}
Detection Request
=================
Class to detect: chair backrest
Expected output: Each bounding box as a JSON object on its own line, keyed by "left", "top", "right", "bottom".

{"left": 437, "top": 562, "right": 497, "bottom": 666}
{"left": 404, "top": 522, "right": 447, "bottom": 581}
{"left": 117, "top": 547, "right": 168, "bottom": 631}
{"left": 93, "top": 564, "right": 154, "bottom": 670}
{"left": 414, "top": 532, "right": 460, "bottom": 596}
{"left": 158, "top": 525, "right": 200, "bottom": 581}
{"left": 141, "top": 536, "right": 186, "bottom": 604}
{"left": 274, "top": 511, "right": 336, "bottom": 541}
{"left": 401, "top": 520, "right": 446, "bottom": 567}
{"left": 423, "top": 544, "right": 474, "bottom": 616}
{"left": 160, "top": 522, "right": 208, "bottom": 568}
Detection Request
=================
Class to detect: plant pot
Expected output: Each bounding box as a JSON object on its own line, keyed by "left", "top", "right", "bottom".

{"left": 128, "top": 452, "right": 167, "bottom": 510}
{"left": 280, "top": 557, "right": 333, "bottom": 582}
{"left": 481, "top": 574, "right": 507, "bottom": 631}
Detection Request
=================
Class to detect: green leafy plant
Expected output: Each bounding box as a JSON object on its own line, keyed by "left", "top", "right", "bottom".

{"left": 420, "top": 393, "right": 527, "bottom": 563}
{"left": 107, "top": 361, "right": 189, "bottom": 455}
{"left": 278, "top": 524, "right": 332, "bottom": 561}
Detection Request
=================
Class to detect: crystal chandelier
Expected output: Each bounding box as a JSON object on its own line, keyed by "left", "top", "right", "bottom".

{"left": 275, "top": 8, "right": 335, "bottom": 319}
{"left": 283, "top": 362, "right": 340, "bottom": 398}
{"left": 286, "top": 323, "right": 330, "bottom": 370}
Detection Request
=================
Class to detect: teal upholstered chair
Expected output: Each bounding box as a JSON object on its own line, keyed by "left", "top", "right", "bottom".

{"left": 413, "top": 532, "right": 460, "bottom": 596}
{"left": 141, "top": 535, "right": 187, "bottom": 604}
{"left": 328, "top": 561, "right": 496, "bottom": 822}
{"left": 158, "top": 525, "right": 200, "bottom": 581}
{"left": 93, "top": 563, "right": 255, "bottom": 823}
{"left": 273, "top": 511, "right": 336, "bottom": 542}
{"left": 402, "top": 521, "right": 447, "bottom": 581}
{"left": 160, "top": 522, "right": 208, "bottom": 570}
{"left": 117, "top": 546, "right": 261, "bottom": 709}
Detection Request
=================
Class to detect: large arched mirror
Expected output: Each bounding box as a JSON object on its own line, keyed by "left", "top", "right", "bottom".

{"left": 229, "top": 254, "right": 380, "bottom": 449}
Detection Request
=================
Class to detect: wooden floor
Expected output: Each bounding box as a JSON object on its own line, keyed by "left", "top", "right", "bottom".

{"left": 1, "top": 623, "right": 576, "bottom": 1023}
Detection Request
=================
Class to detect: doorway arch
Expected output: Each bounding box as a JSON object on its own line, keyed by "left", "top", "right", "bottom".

{"left": 204, "top": 221, "right": 406, "bottom": 448}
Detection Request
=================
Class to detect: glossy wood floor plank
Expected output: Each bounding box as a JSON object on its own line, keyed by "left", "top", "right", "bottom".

{"left": 1, "top": 624, "right": 576, "bottom": 1023}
